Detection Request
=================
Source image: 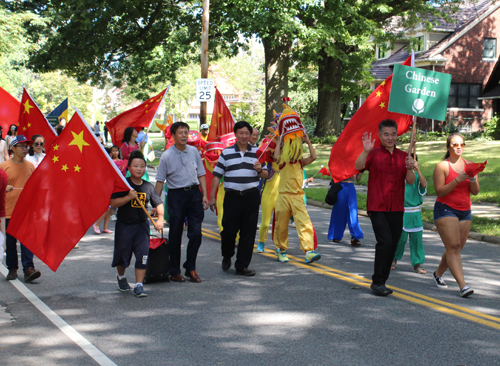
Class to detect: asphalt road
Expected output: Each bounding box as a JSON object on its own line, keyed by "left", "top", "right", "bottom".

{"left": 1, "top": 170, "right": 500, "bottom": 365}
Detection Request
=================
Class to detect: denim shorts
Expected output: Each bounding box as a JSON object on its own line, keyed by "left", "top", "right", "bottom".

{"left": 434, "top": 201, "right": 472, "bottom": 222}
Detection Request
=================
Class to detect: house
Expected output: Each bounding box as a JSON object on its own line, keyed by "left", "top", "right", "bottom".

{"left": 370, "top": 0, "right": 500, "bottom": 132}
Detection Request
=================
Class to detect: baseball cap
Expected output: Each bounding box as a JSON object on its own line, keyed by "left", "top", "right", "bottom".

{"left": 200, "top": 124, "right": 209, "bottom": 130}
{"left": 10, "top": 135, "right": 33, "bottom": 148}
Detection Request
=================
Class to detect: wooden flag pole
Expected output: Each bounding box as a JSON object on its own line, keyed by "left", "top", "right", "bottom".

{"left": 408, "top": 116, "right": 417, "bottom": 157}
{"left": 134, "top": 197, "right": 157, "bottom": 227}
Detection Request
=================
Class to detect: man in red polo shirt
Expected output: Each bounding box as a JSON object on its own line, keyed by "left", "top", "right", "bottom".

{"left": 355, "top": 119, "right": 415, "bottom": 296}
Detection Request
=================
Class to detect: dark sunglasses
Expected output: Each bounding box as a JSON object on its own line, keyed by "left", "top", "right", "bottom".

{"left": 34, "top": 142, "right": 45, "bottom": 147}
{"left": 451, "top": 142, "right": 465, "bottom": 148}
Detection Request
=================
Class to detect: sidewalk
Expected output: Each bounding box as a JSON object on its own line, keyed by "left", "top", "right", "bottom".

{"left": 307, "top": 179, "right": 500, "bottom": 244}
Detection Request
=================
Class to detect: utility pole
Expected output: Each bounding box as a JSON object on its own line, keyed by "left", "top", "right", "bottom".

{"left": 200, "top": 0, "right": 210, "bottom": 126}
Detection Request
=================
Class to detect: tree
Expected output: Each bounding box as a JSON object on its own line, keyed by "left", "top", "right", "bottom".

{"left": 295, "top": 0, "right": 463, "bottom": 136}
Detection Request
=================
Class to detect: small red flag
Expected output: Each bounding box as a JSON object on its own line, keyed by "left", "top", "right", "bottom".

{"left": 328, "top": 56, "right": 414, "bottom": 183}
{"left": 318, "top": 166, "right": 331, "bottom": 176}
{"left": 18, "top": 88, "right": 58, "bottom": 148}
{"left": 465, "top": 160, "right": 487, "bottom": 177}
{"left": 7, "top": 111, "right": 131, "bottom": 271}
{"left": 106, "top": 88, "right": 168, "bottom": 146}
{"left": 207, "top": 88, "right": 236, "bottom": 141}
{"left": 0, "top": 86, "right": 20, "bottom": 132}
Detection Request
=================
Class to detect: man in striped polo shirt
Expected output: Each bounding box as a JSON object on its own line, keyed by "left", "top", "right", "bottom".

{"left": 210, "top": 121, "right": 268, "bottom": 276}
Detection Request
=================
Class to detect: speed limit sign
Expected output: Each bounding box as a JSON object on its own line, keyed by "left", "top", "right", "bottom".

{"left": 196, "top": 78, "right": 215, "bottom": 102}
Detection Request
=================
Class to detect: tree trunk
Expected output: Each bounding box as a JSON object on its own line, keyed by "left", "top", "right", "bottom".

{"left": 315, "top": 51, "right": 343, "bottom": 136}
{"left": 262, "top": 37, "right": 292, "bottom": 135}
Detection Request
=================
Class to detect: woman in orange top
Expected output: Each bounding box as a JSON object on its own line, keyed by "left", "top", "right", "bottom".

{"left": 432, "top": 133, "right": 480, "bottom": 297}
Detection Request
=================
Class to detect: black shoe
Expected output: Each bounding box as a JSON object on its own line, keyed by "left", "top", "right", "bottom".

{"left": 222, "top": 257, "right": 231, "bottom": 271}
{"left": 370, "top": 283, "right": 393, "bottom": 296}
{"left": 235, "top": 268, "right": 256, "bottom": 276}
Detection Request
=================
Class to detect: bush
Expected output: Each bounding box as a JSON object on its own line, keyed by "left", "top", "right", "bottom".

{"left": 309, "top": 135, "right": 338, "bottom": 144}
{"left": 484, "top": 114, "right": 500, "bottom": 140}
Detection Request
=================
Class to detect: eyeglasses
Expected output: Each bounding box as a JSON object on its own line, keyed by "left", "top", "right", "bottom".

{"left": 451, "top": 142, "right": 466, "bottom": 148}
{"left": 34, "top": 142, "right": 45, "bottom": 147}
{"left": 16, "top": 144, "right": 29, "bottom": 149}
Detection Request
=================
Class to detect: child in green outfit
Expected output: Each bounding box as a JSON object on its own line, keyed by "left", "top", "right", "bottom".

{"left": 392, "top": 157, "right": 427, "bottom": 274}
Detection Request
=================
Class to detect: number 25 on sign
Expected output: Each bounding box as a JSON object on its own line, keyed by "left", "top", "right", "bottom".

{"left": 196, "top": 78, "right": 215, "bottom": 102}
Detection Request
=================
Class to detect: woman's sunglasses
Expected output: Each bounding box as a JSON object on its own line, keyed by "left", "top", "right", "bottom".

{"left": 451, "top": 142, "right": 465, "bottom": 148}
{"left": 34, "top": 142, "right": 45, "bottom": 147}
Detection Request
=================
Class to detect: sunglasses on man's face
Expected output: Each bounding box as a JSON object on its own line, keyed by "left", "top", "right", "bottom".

{"left": 34, "top": 142, "right": 45, "bottom": 147}
{"left": 451, "top": 142, "right": 465, "bottom": 148}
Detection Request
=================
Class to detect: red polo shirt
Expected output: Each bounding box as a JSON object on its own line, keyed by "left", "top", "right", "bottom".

{"left": 363, "top": 145, "right": 408, "bottom": 212}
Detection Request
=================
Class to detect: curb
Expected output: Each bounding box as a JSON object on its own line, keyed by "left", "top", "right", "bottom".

{"left": 307, "top": 199, "right": 500, "bottom": 245}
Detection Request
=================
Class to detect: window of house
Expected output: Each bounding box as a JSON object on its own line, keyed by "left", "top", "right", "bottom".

{"left": 415, "top": 36, "right": 424, "bottom": 52}
{"left": 448, "top": 83, "right": 482, "bottom": 109}
{"left": 377, "top": 46, "right": 386, "bottom": 59}
{"left": 483, "top": 38, "right": 496, "bottom": 58}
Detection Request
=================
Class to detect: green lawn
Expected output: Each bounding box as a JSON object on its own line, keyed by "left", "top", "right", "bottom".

{"left": 304, "top": 188, "right": 500, "bottom": 237}
{"left": 305, "top": 140, "right": 500, "bottom": 204}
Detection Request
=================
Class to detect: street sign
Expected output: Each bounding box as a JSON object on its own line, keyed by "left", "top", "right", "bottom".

{"left": 388, "top": 64, "right": 451, "bottom": 121}
{"left": 196, "top": 78, "right": 215, "bottom": 102}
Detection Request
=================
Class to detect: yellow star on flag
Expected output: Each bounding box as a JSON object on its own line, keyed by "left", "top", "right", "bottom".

{"left": 156, "top": 98, "right": 161, "bottom": 102}
{"left": 69, "top": 131, "right": 90, "bottom": 153}
{"left": 52, "top": 156, "right": 59, "bottom": 163}
{"left": 23, "top": 127, "right": 27, "bottom": 131}
{"left": 381, "top": 81, "right": 386, "bottom": 86}
{"left": 145, "top": 110, "right": 149, "bottom": 113}
{"left": 53, "top": 144, "right": 59, "bottom": 151}
{"left": 218, "top": 113, "right": 222, "bottom": 118}
{"left": 61, "top": 164, "right": 69, "bottom": 172}
{"left": 74, "top": 165, "right": 81, "bottom": 172}
{"left": 23, "top": 100, "right": 34, "bottom": 114}
{"left": 27, "top": 123, "right": 31, "bottom": 128}
{"left": 379, "top": 102, "right": 386, "bottom": 108}
{"left": 376, "top": 91, "right": 382, "bottom": 97}
{"left": 145, "top": 104, "right": 149, "bottom": 108}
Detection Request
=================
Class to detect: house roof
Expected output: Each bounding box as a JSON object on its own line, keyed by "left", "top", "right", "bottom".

{"left": 480, "top": 58, "right": 500, "bottom": 99}
{"left": 371, "top": 0, "right": 498, "bottom": 79}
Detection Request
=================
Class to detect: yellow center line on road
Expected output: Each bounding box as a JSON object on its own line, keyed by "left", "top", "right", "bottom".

{"left": 200, "top": 228, "right": 500, "bottom": 330}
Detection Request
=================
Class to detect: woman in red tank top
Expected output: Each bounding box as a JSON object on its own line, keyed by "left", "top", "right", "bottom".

{"left": 432, "top": 133, "right": 480, "bottom": 298}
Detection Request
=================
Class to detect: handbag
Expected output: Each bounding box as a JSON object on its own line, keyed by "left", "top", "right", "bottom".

{"left": 144, "top": 231, "right": 170, "bottom": 283}
{"left": 325, "top": 179, "right": 343, "bottom": 206}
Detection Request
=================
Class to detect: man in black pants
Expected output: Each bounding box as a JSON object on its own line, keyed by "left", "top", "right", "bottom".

{"left": 210, "top": 121, "right": 268, "bottom": 276}
{"left": 355, "top": 119, "right": 415, "bottom": 296}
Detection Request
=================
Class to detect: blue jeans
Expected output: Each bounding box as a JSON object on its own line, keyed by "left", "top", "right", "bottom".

{"left": 5, "top": 218, "right": 34, "bottom": 273}
{"left": 167, "top": 188, "right": 204, "bottom": 276}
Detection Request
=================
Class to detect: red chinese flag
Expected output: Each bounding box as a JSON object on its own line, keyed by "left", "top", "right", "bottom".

{"left": 465, "top": 160, "right": 487, "bottom": 177}
{"left": 328, "top": 56, "right": 414, "bottom": 182}
{"left": 318, "top": 166, "right": 331, "bottom": 176}
{"left": 0, "top": 86, "right": 20, "bottom": 131}
{"left": 106, "top": 88, "right": 168, "bottom": 146}
{"left": 207, "top": 88, "right": 236, "bottom": 141}
{"left": 7, "top": 111, "right": 131, "bottom": 271}
{"left": 18, "top": 88, "right": 58, "bottom": 148}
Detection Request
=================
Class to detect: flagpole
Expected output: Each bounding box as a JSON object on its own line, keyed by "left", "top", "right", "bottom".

{"left": 408, "top": 115, "right": 417, "bottom": 157}
{"left": 135, "top": 197, "right": 158, "bottom": 227}
{"left": 142, "top": 85, "right": 171, "bottom": 152}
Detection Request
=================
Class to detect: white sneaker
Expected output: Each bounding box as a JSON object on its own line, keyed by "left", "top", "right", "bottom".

{"left": 110, "top": 215, "right": 117, "bottom": 221}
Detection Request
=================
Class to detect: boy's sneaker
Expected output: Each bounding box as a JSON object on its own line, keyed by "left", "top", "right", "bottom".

{"left": 110, "top": 214, "right": 117, "bottom": 221}
{"left": 134, "top": 284, "right": 147, "bottom": 297}
{"left": 460, "top": 286, "right": 474, "bottom": 298}
{"left": 117, "top": 275, "right": 131, "bottom": 291}
{"left": 305, "top": 251, "right": 321, "bottom": 264}
{"left": 256, "top": 242, "right": 265, "bottom": 253}
{"left": 433, "top": 271, "right": 447, "bottom": 289}
{"left": 276, "top": 249, "right": 289, "bottom": 262}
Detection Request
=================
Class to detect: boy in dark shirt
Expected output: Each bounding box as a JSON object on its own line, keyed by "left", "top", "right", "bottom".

{"left": 111, "top": 151, "right": 164, "bottom": 297}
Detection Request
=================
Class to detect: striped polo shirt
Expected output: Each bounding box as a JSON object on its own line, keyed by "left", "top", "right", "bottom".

{"left": 213, "top": 143, "right": 267, "bottom": 191}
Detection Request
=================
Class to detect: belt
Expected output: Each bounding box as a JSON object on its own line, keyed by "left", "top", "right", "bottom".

{"left": 170, "top": 185, "right": 199, "bottom": 191}
{"left": 404, "top": 206, "right": 421, "bottom": 213}
{"left": 225, "top": 187, "right": 258, "bottom": 195}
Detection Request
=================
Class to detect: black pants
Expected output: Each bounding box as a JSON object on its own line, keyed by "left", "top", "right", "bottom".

{"left": 368, "top": 211, "right": 404, "bottom": 285}
{"left": 221, "top": 189, "right": 260, "bottom": 271}
{"left": 168, "top": 188, "right": 204, "bottom": 276}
